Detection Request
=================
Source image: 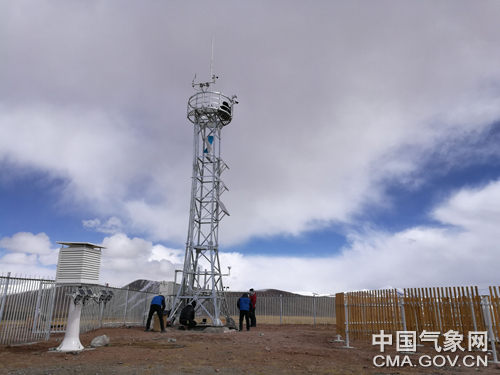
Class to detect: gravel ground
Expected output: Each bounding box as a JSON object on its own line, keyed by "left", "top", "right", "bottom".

{"left": 1, "top": 324, "right": 500, "bottom": 374}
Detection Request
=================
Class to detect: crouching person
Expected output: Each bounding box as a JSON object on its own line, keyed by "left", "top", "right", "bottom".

{"left": 179, "top": 301, "right": 197, "bottom": 330}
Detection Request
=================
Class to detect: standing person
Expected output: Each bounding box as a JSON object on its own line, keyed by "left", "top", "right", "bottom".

{"left": 237, "top": 293, "right": 251, "bottom": 331}
{"left": 249, "top": 288, "right": 257, "bottom": 327}
{"left": 145, "top": 294, "right": 166, "bottom": 332}
{"left": 179, "top": 301, "right": 197, "bottom": 330}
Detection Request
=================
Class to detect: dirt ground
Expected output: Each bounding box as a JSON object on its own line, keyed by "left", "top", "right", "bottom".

{"left": 1, "top": 324, "right": 500, "bottom": 374}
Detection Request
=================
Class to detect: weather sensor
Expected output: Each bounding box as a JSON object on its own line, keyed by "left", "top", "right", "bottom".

{"left": 54, "top": 242, "right": 110, "bottom": 352}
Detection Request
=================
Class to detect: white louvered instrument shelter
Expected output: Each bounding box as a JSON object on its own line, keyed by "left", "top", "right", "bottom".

{"left": 55, "top": 242, "right": 106, "bottom": 285}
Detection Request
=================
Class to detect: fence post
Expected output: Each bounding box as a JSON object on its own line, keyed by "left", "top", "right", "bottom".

{"left": 124, "top": 286, "right": 130, "bottom": 325}
{"left": 398, "top": 294, "right": 415, "bottom": 353}
{"left": 481, "top": 296, "right": 499, "bottom": 364}
{"left": 313, "top": 294, "right": 317, "bottom": 325}
{"left": 143, "top": 292, "right": 149, "bottom": 326}
{"left": 470, "top": 296, "right": 478, "bottom": 332}
{"left": 342, "top": 297, "right": 353, "bottom": 349}
{"left": 44, "top": 282, "right": 57, "bottom": 340}
{"left": 264, "top": 295, "right": 267, "bottom": 324}
{"left": 33, "top": 280, "right": 44, "bottom": 333}
{"left": 99, "top": 300, "right": 104, "bottom": 329}
{"left": 0, "top": 272, "right": 11, "bottom": 326}
{"left": 279, "top": 295, "right": 283, "bottom": 325}
{"left": 399, "top": 297, "right": 408, "bottom": 332}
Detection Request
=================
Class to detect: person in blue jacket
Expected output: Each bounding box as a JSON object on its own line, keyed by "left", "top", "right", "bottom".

{"left": 145, "top": 294, "right": 166, "bottom": 332}
{"left": 237, "top": 293, "right": 251, "bottom": 331}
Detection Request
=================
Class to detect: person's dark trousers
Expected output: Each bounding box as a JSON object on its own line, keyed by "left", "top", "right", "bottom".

{"left": 146, "top": 304, "right": 164, "bottom": 330}
{"left": 179, "top": 318, "right": 197, "bottom": 329}
{"left": 250, "top": 306, "right": 256, "bottom": 327}
{"left": 239, "top": 310, "right": 250, "bottom": 331}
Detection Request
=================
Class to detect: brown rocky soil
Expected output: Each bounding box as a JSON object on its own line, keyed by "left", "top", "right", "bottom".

{"left": 1, "top": 324, "right": 499, "bottom": 374}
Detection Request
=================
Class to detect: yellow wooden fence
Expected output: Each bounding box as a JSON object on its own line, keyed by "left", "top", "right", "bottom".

{"left": 336, "top": 286, "right": 500, "bottom": 342}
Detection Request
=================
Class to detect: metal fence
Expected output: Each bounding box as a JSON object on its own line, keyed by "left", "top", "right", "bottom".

{"left": 0, "top": 273, "right": 157, "bottom": 345}
{"left": 0, "top": 274, "right": 336, "bottom": 346}
{"left": 223, "top": 294, "right": 336, "bottom": 325}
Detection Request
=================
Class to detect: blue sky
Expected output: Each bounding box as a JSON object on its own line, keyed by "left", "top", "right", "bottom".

{"left": 1, "top": 1, "right": 500, "bottom": 294}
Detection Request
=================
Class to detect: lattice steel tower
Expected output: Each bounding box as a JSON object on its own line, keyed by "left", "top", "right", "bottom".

{"left": 168, "top": 69, "right": 237, "bottom": 326}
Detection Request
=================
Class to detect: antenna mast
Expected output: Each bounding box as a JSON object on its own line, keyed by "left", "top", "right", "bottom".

{"left": 211, "top": 35, "right": 214, "bottom": 82}
{"left": 192, "top": 36, "right": 218, "bottom": 91}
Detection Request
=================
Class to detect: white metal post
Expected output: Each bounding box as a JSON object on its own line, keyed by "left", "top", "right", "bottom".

{"left": 44, "top": 283, "right": 57, "bottom": 341}
{"left": 280, "top": 295, "right": 283, "bottom": 325}
{"left": 342, "top": 298, "right": 353, "bottom": 349}
{"left": 481, "top": 296, "right": 499, "bottom": 364}
{"left": 56, "top": 300, "right": 84, "bottom": 352}
{"left": 470, "top": 296, "right": 478, "bottom": 332}
{"left": 398, "top": 295, "right": 415, "bottom": 353}
{"left": 0, "top": 272, "right": 11, "bottom": 326}
{"left": 313, "top": 295, "right": 317, "bottom": 325}
{"left": 142, "top": 292, "right": 149, "bottom": 327}
{"left": 32, "top": 281, "right": 44, "bottom": 333}
{"left": 123, "top": 286, "right": 130, "bottom": 325}
{"left": 399, "top": 297, "right": 408, "bottom": 332}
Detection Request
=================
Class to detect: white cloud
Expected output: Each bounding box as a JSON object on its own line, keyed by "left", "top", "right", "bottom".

{"left": 0, "top": 252, "right": 38, "bottom": 266}
{"left": 1, "top": 2, "right": 500, "bottom": 293}
{"left": 223, "top": 227, "right": 498, "bottom": 294}
{"left": 38, "top": 252, "right": 59, "bottom": 267}
{"left": 0, "top": 232, "right": 55, "bottom": 255}
{"left": 1, "top": 173, "right": 500, "bottom": 293}
{"left": 433, "top": 179, "right": 500, "bottom": 233}
{"left": 101, "top": 233, "right": 155, "bottom": 259}
{"left": 149, "top": 244, "right": 184, "bottom": 265}
{"left": 2, "top": 2, "right": 500, "bottom": 247}
{"left": 222, "top": 181, "right": 500, "bottom": 293}
{"left": 83, "top": 217, "right": 123, "bottom": 234}
{"left": 0, "top": 232, "right": 59, "bottom": 271}
{"left": 98, "top": 233, "right": 184, "bottom": 286}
